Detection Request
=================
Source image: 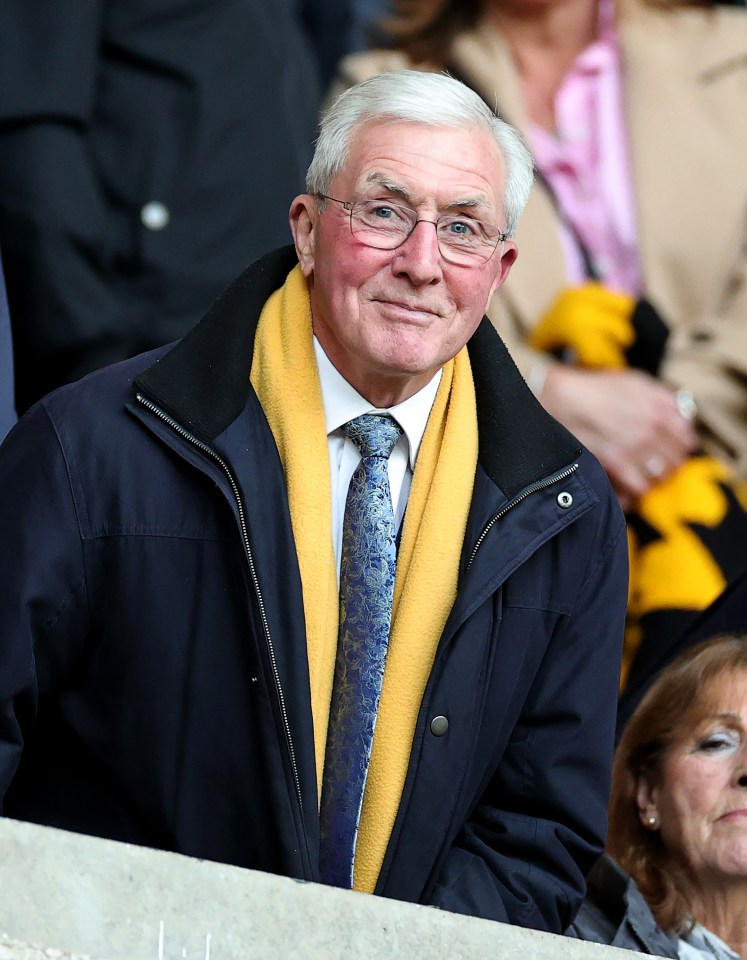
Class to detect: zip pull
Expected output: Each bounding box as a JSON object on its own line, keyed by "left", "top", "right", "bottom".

{"left": 467, "top": 463, "right": 579, "bottom": 571}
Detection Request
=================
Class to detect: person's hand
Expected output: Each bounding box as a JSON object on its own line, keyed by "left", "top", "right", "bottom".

{"left": 540, "top": 366, "right": 699, "bottom": 510}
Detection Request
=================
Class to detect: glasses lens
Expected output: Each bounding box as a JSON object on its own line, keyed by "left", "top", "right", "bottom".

{"left": 346, "top": 199, "right": 502, "bottom": 265}
{"left": 349, "top": 200, "right": 413, "bottom": 249}
{"left": 437, "top": 217, "right": 500, "bottom": 265}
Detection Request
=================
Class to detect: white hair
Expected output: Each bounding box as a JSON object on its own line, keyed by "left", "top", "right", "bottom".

{"left": 306, "top": 70, "right": 534, "bottom": 237}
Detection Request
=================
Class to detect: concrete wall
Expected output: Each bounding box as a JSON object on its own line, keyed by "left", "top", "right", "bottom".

{"left": 0, "top": 818, "right": 653, "bottom": 960}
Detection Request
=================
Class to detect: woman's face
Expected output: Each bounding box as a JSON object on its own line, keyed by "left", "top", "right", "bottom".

{"left": 638, "top": 670, "right": 747, "bottom": 884}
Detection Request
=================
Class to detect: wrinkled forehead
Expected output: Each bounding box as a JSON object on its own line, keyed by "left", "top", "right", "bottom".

{"left": 336, "top": 117, "right": 506, "bottom": 215}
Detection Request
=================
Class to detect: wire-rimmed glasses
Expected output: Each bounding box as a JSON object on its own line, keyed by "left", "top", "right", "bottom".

{"left": 319, "top": 195, "right": 507, "bottom": 267}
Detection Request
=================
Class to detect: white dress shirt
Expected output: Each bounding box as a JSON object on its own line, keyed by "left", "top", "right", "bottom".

{"left": 313, "top": 336, "right": 442, "bottom": 579}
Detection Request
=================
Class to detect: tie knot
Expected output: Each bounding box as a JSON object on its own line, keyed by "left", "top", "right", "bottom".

{"left": 345, "top": 414, "right": 402, "bottom": 460}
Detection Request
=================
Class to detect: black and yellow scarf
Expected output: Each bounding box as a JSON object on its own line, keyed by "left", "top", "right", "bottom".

{"left": 530, "top": 283, "right": 747, "bottom": 689}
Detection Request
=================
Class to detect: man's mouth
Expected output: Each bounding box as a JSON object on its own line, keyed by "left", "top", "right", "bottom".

{"left": 374, "top": 298, "right": 443, "bottom": 320}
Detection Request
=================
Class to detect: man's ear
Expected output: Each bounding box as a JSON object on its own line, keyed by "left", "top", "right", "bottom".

{"left": 485, "top": 240, "right": 518, "bottom": 312}
{"left": 636, "top": 772, "right": 660, "bottom": 829}
{"left": 289, "top": 195, "right": 317, "bottom": 278}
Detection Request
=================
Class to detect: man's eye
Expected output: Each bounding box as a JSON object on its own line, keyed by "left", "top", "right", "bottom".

{"left": 448, "top": 220, "right": 474, "bottom": 236}
{"left": 371, "top": 205, "right": 399, "bottom": 220}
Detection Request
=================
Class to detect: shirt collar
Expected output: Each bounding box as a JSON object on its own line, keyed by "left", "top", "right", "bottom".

{"left": 313, "top": 336, "right": 442, "bottom": 470}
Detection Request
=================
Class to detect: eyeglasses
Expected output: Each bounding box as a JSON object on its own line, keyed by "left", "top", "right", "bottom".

{"left": 318, "top": 195, "right": 507, "bottom": 267}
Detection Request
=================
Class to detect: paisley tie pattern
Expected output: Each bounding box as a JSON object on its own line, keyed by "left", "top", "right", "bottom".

{"left": 319, "top": 413, "right": 402, "bottom": 888}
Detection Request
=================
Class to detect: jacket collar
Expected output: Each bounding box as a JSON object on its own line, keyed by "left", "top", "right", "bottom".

{"left": 584, "top": 855, "right": 680, "bottom": 956}
{"left": 135, "top": 246, "right": 579, "bottom": 500}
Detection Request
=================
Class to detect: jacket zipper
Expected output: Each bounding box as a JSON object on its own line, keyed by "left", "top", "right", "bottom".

{"left": 135, "top": 393, "right": 304, "bottom": 817}
{"left": 466, "top": 462, "right": 579, "bottom": 572}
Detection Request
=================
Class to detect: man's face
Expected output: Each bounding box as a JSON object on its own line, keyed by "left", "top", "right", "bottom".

{"left": 290, "top": 119, "right": 518, "bottom": 406}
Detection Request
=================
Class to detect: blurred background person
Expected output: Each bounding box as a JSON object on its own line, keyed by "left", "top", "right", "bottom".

{"left": 621, "top": 567, "right": 747, "bottom": 733}
{"left": 572, "top": 633, "right": 747, "bottom": 957}
{"left": 332, "top": 0, "right": 747, "bottom": 695}
{"left": 0, "top": 0, "right": 321, "bottom": 414}
{"left": 297, "top": 0, "right": 392, "bottom": 84}
{"left": 0, "top": 251, "right": 15, "bottom": 442}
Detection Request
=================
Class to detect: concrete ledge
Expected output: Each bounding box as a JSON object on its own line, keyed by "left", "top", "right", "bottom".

{"left": 0, "top": 938, "right": 99, "bottom": 960}
{"left": 0, "top": 818, "right": 653, "bottom": 959}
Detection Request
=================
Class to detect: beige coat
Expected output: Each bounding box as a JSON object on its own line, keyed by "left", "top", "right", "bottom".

{"left": 332, "top": 1, "right": 747, "bottom": 474}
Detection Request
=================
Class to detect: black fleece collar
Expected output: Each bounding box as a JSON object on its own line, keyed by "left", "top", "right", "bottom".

{"left": 135, "top": 246, "right": 580, "bottom": 499}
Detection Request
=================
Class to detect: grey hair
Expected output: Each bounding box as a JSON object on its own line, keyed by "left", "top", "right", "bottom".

{"left": 306, "top": 70, "right": 534, "bottom": 237}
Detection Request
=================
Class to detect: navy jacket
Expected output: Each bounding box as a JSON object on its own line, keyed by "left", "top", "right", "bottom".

{"left": 0, "top": 254, "right": 14, "bottom": 440}
{"left": 0, "top": 247, "right": 627, "bottom": 932}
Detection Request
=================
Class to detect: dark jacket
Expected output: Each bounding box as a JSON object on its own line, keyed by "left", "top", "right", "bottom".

{"left": 569, "top": 856, "right": 679, "bottom": 956}
{"left": 0, "top": 0, "right": 321, "bottom": 413}
{"left": 0, "top": 247, "right": 628, "bottom": 932}
{"left": 0, "top": 254, "right": 14, "bottom": 441}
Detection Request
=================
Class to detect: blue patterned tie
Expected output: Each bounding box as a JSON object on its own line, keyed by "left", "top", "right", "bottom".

{"left": 319, "top": 413, "right": 402, "bottom": 888}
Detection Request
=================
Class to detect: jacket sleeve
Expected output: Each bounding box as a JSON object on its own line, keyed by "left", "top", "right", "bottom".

{"left": 0, "top": 402, "right": 89, "bottom": 808}
{"left": 427, "top": 491, "right": 628, "bottom": 931}
{"left": 0, "top": 253, "right": 15, "bottom": 441}
{"left": 661, "top": 264, "right": 747, "bottom": 477}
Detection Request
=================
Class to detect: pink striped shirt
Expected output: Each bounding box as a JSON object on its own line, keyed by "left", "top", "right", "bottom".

{"left": 527, "top": 0, "right": 642, "bottom": 295}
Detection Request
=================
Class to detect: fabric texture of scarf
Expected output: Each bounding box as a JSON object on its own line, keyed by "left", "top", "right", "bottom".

{"left": 250, "top": 264, "right": 478, "bottom": 892}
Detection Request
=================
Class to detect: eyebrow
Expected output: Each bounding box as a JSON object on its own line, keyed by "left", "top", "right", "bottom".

{"left": 693, "top": 712, "right": 743, "bottom": 729}
{"left": 364, "top": 173, "right": 411, "bottom": 201}
{"left": 363, "top": 172, "right": 493, "bottom": 218}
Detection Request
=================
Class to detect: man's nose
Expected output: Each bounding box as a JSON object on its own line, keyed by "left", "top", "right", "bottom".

{"left": 392, "top": 220, "right": 443, "bottom": 285}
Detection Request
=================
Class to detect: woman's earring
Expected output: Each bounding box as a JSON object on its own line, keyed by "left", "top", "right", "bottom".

{"left": 648, "top": 816, "right": 657, "bottom": 828}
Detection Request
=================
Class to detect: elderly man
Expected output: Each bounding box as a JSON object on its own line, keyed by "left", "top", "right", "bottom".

{"left": 0, "top": 71, "right": 627, "bottom": 932}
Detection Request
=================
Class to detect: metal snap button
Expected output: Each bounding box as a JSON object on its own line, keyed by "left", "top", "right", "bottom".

{"left": 556, "top": 491, "right": 573, "bottom": 509}
{"left": 140, "top": 201, "right": 171, "bottom": 231}
{"left": 430, "top": 715, "right": 449, "bottom": 736}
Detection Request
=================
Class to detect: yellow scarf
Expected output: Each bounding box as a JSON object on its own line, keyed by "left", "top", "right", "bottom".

{"left": 250, "top": 265, "right": 478, "bottom": 892}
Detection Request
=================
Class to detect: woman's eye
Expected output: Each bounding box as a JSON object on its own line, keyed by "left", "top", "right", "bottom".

{"left": 697, "top": 731, "right": 739, "bottom": 752}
